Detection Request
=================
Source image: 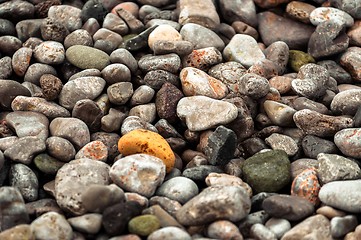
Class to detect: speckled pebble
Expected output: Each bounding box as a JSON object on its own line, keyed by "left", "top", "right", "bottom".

{"left": 263, "top": 100, "right": 296, "bottom": 127}
{"left": 0, "top": 80, "right": 31, "bottom": 110}
{"left": 291, "top": 168, "right": 320, "bottom": 205}
{"left": 75, "top": 140, "right": 108, "bottom": 162}
{"left": 120, "top": 116, "right": 157, "bottom": 135}
{"left": 67, "top": 213, "right": 102, "bottom": 235}
{"left": 156, "top": 176, "right": 198, "bottom": 204}
{"left": 138, "top": 53, "right": 181, "bottom": 74}
{"left": 301, "top": 135, "right": 338, "bottom": 159}
{"left": 131, "top": 85, "right": 155, "bottom": 106}
{"left": 207, "top": 220, "right": 243, "bottom": 239}
{"left": 101, "top": 64, "right": 131, "bottom": 85}
{"left": 310, "top": 7, "right": 354, "bottom": 27}
{"left": 265, "top": 133, "right": 298, "bottom": 157}
{"left": 0, "top": 224, "right": 34, "bottom": 239}
{"left": 33, "top": 41, "right": 65, "bottom": 65}
{"left": 334, "top": 128, "right": 361, "bottom": 159}
{"left": 46, "top": 136, "right": 76, "bottom": 162}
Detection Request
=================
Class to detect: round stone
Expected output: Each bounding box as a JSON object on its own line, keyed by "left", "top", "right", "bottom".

{"left": 148, "top": 226, "right": 191, "bottom": 240}
{"left": 34, "top": 153, "right": 65, "bottom": 175}
{"left": 46, "top": 136, "right": 76, "bottom": 162}
{"left": 265, "top": 218, "right": 291, "bottom": 239}
{"left": 334, "top": 128, "right": 361, "bottom": 159}
{"left": 128, "top": 214, "right": 161, "bottom": 237}
{"left": 148, "top": 24, "right": 182, "bottom": 50}
{"left": 331, "top": 89, "right": 361, "bottom": 115}
{"left": 107, "top": 82, "right": 133, "bottom": 105}
{"left": 66, "top": 45, "right": 110, "bottom": 70}
{"left": 207, "top": 220, "right": 243, "bottom": 239}
{"left": 75, "top": 140, "right": 108, "bottom": 162}
{"left": 291, "top": 168, "right": 320, "bottom": 205}
{"left": 310, "top": 7, "right": 354, "bottom": 27}
{"left": 33, "top": 41, "right": 65, "bottom": 64}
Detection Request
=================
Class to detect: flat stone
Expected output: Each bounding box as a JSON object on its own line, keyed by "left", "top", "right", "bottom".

{"left": 265, "top": 133, "right": 298, "bottom": 157}
{"left": 176, "top": 185, "right": 251, "bottom": 225}
{"left": 138, "top": 53, "right": 181, "bottom": 74}
{"left": 182, "top": 165, "right": 223, "bottom": 182}
{"left": 9, "top": 163, "right": 38, "bottom": 201}
{"left": 176, "top": 96, "right": 238, "bottom": 131}
{"left": 66, "top": 45, "right": 110, "bottom": 70}
{"left": 55, "top": 158, "right": 110, "bottom": 215}
{"left": 334, "top": 128, "right": 361, "bottom": 159}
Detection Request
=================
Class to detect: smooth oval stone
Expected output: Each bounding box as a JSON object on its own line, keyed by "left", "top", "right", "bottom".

{"left": 110, "top": 154, "right": 166, "bottom": 197}
{"left": 0, "top": 56, "right": 12, "bottom": 79}
{"left": 0, "top": 187, "right": 29, "bottom": 231}
{"left": 334, "top": 128, "right": 361, "bottom": 159}
{"left": 176, "top": 96, "right": 238, "bottom": 131}
{"left": 263, "top": 100, "right": 296, "bottom": 127}
{"left": 67, "top": 213, "right": 102, "bottom": 235}
{"left": 180, "top": 23, "right": 225, "bottom": 51}
{"left": 317, "top": 153, "right": 361, "bottom": 184}
{"left": 33, "top": 41, "right": 65, "bottom": 64}
{"left": 110, "top": 48, "right": 138, "bottom": 74}
{"left": 310, "top": 7, "right": 354, "bottom": 27}
{"left": 12, "top": 47, "right": 32, "bottom": 77}
{"left": 263, "top": 194, "right": 315, "bottom": 221}
{"left": 9, "top": 163, "right": 39, "bottom": 201}
{"left": 331, "top": 215, "right": 358, "bottom": 238}
{"left": 93, "top": 28, "right": 123, "bottom": 54}
{"left": 292, "top": 97, "right": 329, "bottom": 114}
{"left": 81, "top": 184, "right": 125, "bottom": 213}
{"left": 301, "top": 135, "right": 338, "bottom": 159}
{"left": 128, "top": 214, "right": 160, "bottom": 237}
{"left": 331, "top": 89, "right": 361, "bottom": 115}
{"left": 207, "top": 220, "right": 243, "bottom": 240}
{"left": 34, "top": 153, "right": 65, "bottom": 175}
{"left": 31, "top": 212, "right": 73, "bottom": 240}
{"left": 138, "top": 53, "right": 181, "bottom": 74}
{"left": 103, "top": 13, "right": 129, "bottom": 36}
{"left": 101, "top": 63, "right": 131, "bottom": 85}
{"left": 148, "top": 226, "right": 191, "bottom": 240}
{"left": 148, "top": 24, "right": 181, "bottom": 50}
{"left": 180, "top": 67, "right": 228, "bottom": 99}
{"left": 66, "top": 45, "right": 110, "bottom": 70}
{"left": 4, "top": 136, "right": 46, "bottom": 165}
{"left": 49, "top": 117, "right": 90, "bottom": 150}
{"left": 131, "top": 85, "right": 155, "bottom": 106}
{"left": 64, "top": 29, "right": 93, "bottom": 49}
{"left": 319, "top": 180, "right": 361, "bottom": 213}
{"left": 265, "top": 133, "right": 298, "bottom": 157}
{"left": 59, "top": 76, "right": 106, "bottom": 109}
{"left": 24, "top": 63, "right": 57, "bottom": 86}
{"left": 242, "top": 150, "right": 291, "bottom": 194}
{"left": 0, "top": 80, "right": 31, "bottom": 110}
{"left": 156, "top": 176, "right": 198, "bottom": 204}
{"left": 11, "top": 96, "right": 70, "bottom": 118}
{"left": 48, "top": 5, "right": 82, "bottom": 32}
{"left": 0, "top": 35, "right": 22, "bottom": 56}
{"left": 6, "top": 111, "right": 48, "bottom": 140}
{"left": 176, "top": 185, "right": 251, "bottom": 225}
{"left": 55, "top": 158, "right": 110, "bottom": 215}
{"left": 75, "top": 140, "right": 108, "bottom": 162}
{"left": 281, "top": 214, "right": 332, "bottom": 240}
{"left": 293, "top": 109, "right": 353, "bottom": 138}
{"left": 223, "top": 34, "right": 265, "bottom": 68}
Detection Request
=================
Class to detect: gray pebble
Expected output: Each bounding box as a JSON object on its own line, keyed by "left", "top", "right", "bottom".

{"left": 49, "top": 117, "right": 90, "bottom": 150}
{"left": 64, "top": 29, "right": 93, "bottom": 49}
{"left": 239, "top": 210, "right": 270, "bottom": 238}
{"left": 121, "top": 116, "right": 158, "bottom": 135}
{"left": 0, "top": 35, "right": 22, "bottom": 56}
{"left": 330, "top": 215, "right": 358, "bottom": 238}
{"left": 301, "top": 135, "right": 338, "bottom": 159}
{"left": 12, "top": 47, "right": 32, "bottom": 77}
{"left": 67, "top": 213, "right": 102, "bottom": 235}
{"left": 110, "top": 48, "right": 138, "bottom": 74}
{"left": 48, "top": 5, "right": 82, "bottom": 32}
{"left": 4, "top": 136, "right": 46, "bottom": 165}
{"left": 156, "top": 176, "right": 198, "bottom": 204}
{"left": 101, "top": 108, "right": 125, "bottom": 133}
{"left": 144, "top": 70, "right": 180, "bottom": 90}
{"left": 0, "top": 136, "right": 18, "bottom": 152}
{"left": 21, "top": 82, "right": 42, "bottom": 97}
{"left": 176, "top": 185, "right": 251, "bottom": 225}
{"left": 138, "top": 53, "right": 181, "bottom": 74}
{"left": 55, "top": 158, "right": 110, "bottom": 215}
{"left": 31, "top": 211, "right": 73, "bottom": 240}
{"left": 153, "top": 40, "right": 193, "bottom": 56}
{"left": 110, "top": 154, "right": 166, "bottom": 197}
{"left": 72, "top": 99, "right": 103, "bottom": 132}
{"left": 291, "top": 97, "right": 329, "bottom": 115}
{"left": 334, "top": 128, "right": 361, "bottom": 159}
{"left": 9, "top": 163, "right": 38, "bottom": 201}
{"left": 101, "top": 63, "right": 131, "bottom": 85}
{"left": 182, "top": 165, "right": 223, "bottom": 182}
{"left": 33, "top": 41, "right": 65, "bottom": 64}
{"left": 0, "top": 187, "right": 29, "bottom": 231}
{"left": 93, "top": 28, "right": 123, "bottom": 54}
{"left": 265, "top": 133, "right": 299, "bottom": 157}
{"left": 103, "top": 13, "right": 129, "bottom": 36}
{"left": 317, "top": 60, "right": 352, "bottom": 84}
{"left": 149, "top": 196, "right": 182, "bottom": 219}
{"left": 148, "top": 226, "right": 191, "bottom": 240}
{"left": 130, "top": 85, "right": 155, "bottom": 106}
{"left": 129, "top": 103, "right": 157, "bottom": 123}
{"left": 0, "top": 80, "right": 31, "bottom": 110}
{"left": 15, "top": 20, "right": 42, "bottom": 43}
{"left": 265, "top": 218, "right": 291, "bottom": 239}
{"left": 24, "top": 63, "right": 57, "bottom": 86}
{"left": 0, "top": 56, "right": 12, "bottom": 79}
{"left": 331, "top": 89, "right": 361, "bottom": 115}
{"left": 310, "top": 7, "right": 354, "bottom": 27}
{"left": 250, "top": 223, "right": 277, "bottom": 240}
{"left": 331, "top": 0, "right": 361, "bottom": 18}
{"left": 107, "top": 82, "right": 133, "bottom": 105}
{"left": 207, "top": 220, "right": 243, "bottom": 240}
{"left": 69, "top": 69, "right": 101, "bottom": 81}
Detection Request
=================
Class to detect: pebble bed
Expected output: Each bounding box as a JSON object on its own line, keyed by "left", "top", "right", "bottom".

{"left": 0, "top": 0, "right": 361, "bottom": 239}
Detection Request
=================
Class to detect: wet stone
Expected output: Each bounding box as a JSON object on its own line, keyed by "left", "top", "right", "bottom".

{"left": 24, "top": 63, "right": 57, "bottom": 86}
{"left": 263, "top": 194, "right": 315, "bottom": 221}
{"left": 68, "top": 213, "right": 102, "bottom": 235}
{"left": 340, "top": 47, "right": 361, "bottom": 82}
{"left": 176, "top": 96, "right": 238, "bottom": 131}
{"left": 138, "top": 53, "right": 181, "bottom": 74}
{"left": 0, "top": 80, "right": 31, "bottom": 110}
{"left": 30, "top": 212, "right": 73, "bottom": 240}
{"left": 110, "top": 154, "right": 166, "bottom": 198}
{"left": 223, "top": 34, "right": 265, "bottom": 68}
{"left": 265, "top": 133, "right": 299, "bottom": 157}
{"left": 180, "top": 67, "right": 228, "bottom": 99}
{"left": 55, "top": 158, "right": 110, "bottom": 215}
{"left": 66, "top": 45, "right": 110, "bottom": 71}
{"left": 81, "top": 184, "right": 125, "bottom": 213}
{"left": 331, "top": 215, "right": 358, "bottom": 239}
{"left": 242, "top": 150, "right": 291, "bottom": 194}
{"left": 334, "top": 128, "right": 361, "bottom": 159}
{"left": 11, "top": 96, "right": 70, "bottom": 119}
{"left": 64, "top": 29, "right": 93, "bottom": 49}
{"left": 144, "top": 70, "right": 180, "bottom": 90}
{"left": 156, "top": 176, "right": 198, "bottom": 204}
{"left": 180, "top": 23, "right": 225, "bottom": 51}
{"left": 34, "top": 153, "right": 65, "bottom": 175}
{"left": 293, "top": 109, "right": 353, "bottom": 138}
{"left": 0, "top": 56, "right": 12, "bottom": 79}
{"left": 0, "top": 187, "right": 29, "bottom": 231}
{"left": 9, "top": 163, "right": 39, "bottom": 201}
{"left": 33, "top": 41, "right": 65, "bottom": 65}
{"left": 301, "top": 135, "right": 338, "bottom": 159}
{"left": 4, "top": 136, "right": 46, "bottom": 165}
{"left": 49, "top": 117, "right": 90, "bottom": 150}
{"left": 176, "top": 185, "right": 251, "bottom": 225}
{"left": 59, "top": 76, "right": 106, "bottom": 109}
{"left": 308, "top": 20, "right": 349, "bottom": 59}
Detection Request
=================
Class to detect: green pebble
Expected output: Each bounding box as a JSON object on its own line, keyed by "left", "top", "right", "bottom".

{"left": 288, "top": 50, "right": 315, "bottom": 72}
{"left": 128, "top": 214, "right": 160, "bottom": 237}
{"left": 66, "top": 45, "right": 110, "bottom": 70}
{"left": 34, "top": 153, "right": 65, "bottom": 175}
{"left": 242, "top": 150, "right": 291, "bottom": 194}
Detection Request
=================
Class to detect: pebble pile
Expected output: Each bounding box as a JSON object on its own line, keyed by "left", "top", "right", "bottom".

{"left": 1, "top": 0, "right": 361, "bottom": 239}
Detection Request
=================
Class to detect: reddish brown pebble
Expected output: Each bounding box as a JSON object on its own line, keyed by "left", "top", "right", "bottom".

{"left": 39, "top": 74, "right": 63, "bottom": 101}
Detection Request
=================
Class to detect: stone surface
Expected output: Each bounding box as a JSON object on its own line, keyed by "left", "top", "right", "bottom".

{"left": 156, "top": 176, "right": 198, "bottom": 204}
{"left": 66, "top": 45, "right": 110, "bottom": 70}
{"left": 0, "top": 80, "right": 31, "bottom": 110}
{"left": 128, "top": 214, "right": 160, "bottom": 237}
{"left": 67, "top": 213, "right": 102, "bottom": 235}
{"left": 291, "top": 168, "right": 320, "bottom": 205}
{"left": 265, "top": 218, "right": 291, "bottom": 239}
{"left": 334, "top": 128, "right": 361, "bottom": 159}
{"left": 46, "top": 136, "right": 76, "bottom": 162}
{"left": 9, "top": 163, "right": 38, "bottom": 201}
{"left": 265, "top": 133, "right": 298, "bottom": 157}
{"left": 148, "top": 226, "right": 192, "bottom": 240}
{"left": 301, "top": 135, "right": 338, "bottom": 159}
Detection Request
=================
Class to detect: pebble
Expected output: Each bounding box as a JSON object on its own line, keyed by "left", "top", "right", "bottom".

{"left": 301, "top": 135, "right": 338, "bottom": 158}
{"left": 0, "top": 224, "right": 34, "bottom": 239}
{"left": 180, "top": 23, "right": 225, "bottom": 51}
{"left": 129, "top": 103, "right": 157, "bottom": 123}
{"left": 263, "top": 100, "right": 296, "bottom": 127}
{"left": 24, "top": 63, "right": 57, "bottom": 86}
{"left": 144, "top": 70, "right": 180, "bottom": 90}
{"left": 155, "top": 83, "right": 183, "bottom": 123}
{"left": 101, "top": 64, "right": 131, "bottom": 85}
{"left": 316, "top": 205, "right": 346, "bottom": 219}
{"left": 291, "top": 168, "right": 320, "bottom": 205}
{"left": 183, "top": 47, "right": 222, "bottom": 71}
{"left": 120, "top": 116, "right": 157, "bottom": 135}
{"left": 33, "top": 41, "right": 65, "bottom": 65}
{"left": 317, "top": 153, "right": 361, "bottom": 184}
{"left": 72, "top": 99, "right": 103, "bottom": 132}
{"left": 149, "top": 196, "right": 182, "bottom": 219}
{"left": 265, "top": 133, "right": 299, "bottom": 156}
{"left": 176, "top": 96, "right": 238, "bottom": 131}
{"left": 75, "top": 140, "right": 108, "bottom": 162}
{"left": 293, "top": 109, "right": 354, "bottom": 138}
{"left": 265, "top": 218, "right": 291, "bottom": 239}
{"left": 238, "top": 210, "right": 270, "bottom": 237}
{"left": 45, "top": 137, "right": 75, "bottom": 162}
{"left": 0, "top": 80, "right": 31, "bottom": 110}
{"left": 130, "top": 85, "right": 155, "bottom": 106}
{"left": 9, "top": 163, "right": 39, "bottom": 201}
{"left": 12, "top": 47, "right": 32, "bottom": 77}
{"left": 262, "top": 194, "right": 315, "bottom": 221}
{"left": 348, "top": 21, "right": 361, "bottom": 46}
{"left": 34, "top": 153, "right": 65, "bottom": 175}
{"left": 310, "top": 7, "right": 354, "bottom": 27}
{"left": 30, "top": 211, "right": 73, "bottom": 240}
{"left": 237, "top": 73, "right": 270, "bottom": 99}
{"left": 331, "top": 215, "right": 358, "bottom": 238}
{"left": 103, "top": 13, "right": 129, "bottom": 36}
{"left": 110, "top": 154, "right": 166, "bottom": 197}
{"left": 64, "top": 29, "right": 93, "bottom": 49}
{"left": 281, "top": 214, "right": 332, "bottom": 240}
{"left": 176, "top": 185, "right": 251, "bottom": 225}
{"left": 59, "top": 76, "right": 106, "bottom": 109}
{"left": 39, "top": 74, "right": 63, "bottom": 101}
{"left": 220, "top": 0, "right": 257, "bottom": 27}
{"left": 250, "top": 223, "right": 277, "bottom": 240}
{"left": 138, "top": 53, "right": 181, "bottom": 74}
{"left": 0, "top": 36, "right": 22, "bottom": 56}
{"left": 319, "top": 180, "right": 361, "bottom": 213}
{"left": 242, "top": 150, "right": 291, "bottom": 193}
{"left": 93, "top": 28, "right": 123, "bottom": 54}
{"left": 66, "top": 45, "right": 110, "bottom": 70}
{"left": 288, "top": 50, "right": 315, "bottom": 72}
{"left": 286, "top": 1, "right": 315, "bottom": 24}
{"left": 340, "top": 47, "right": 361, "bottom": 82}
{"left": 48, "top": 5, "right": 82, "bottom": 32}
{"left": 67, "top": 213, "right": 103, "bottom": 235}
{"left": 207, "top": 220, "right": 243, "bottom": 239}
{"left": 142, "top": 205, "right": 181, "bottom": 228}
{"left": 54, "top": 158, "right": 110, "bottom": 215}
{"left": 0, "top": 56, "right": 12, "bottom": 79}
{"left": 148, "top": 226, "right": 191, "bottom": 240}
{"left": 148, "top": 24, "right": 181, "bottom": 50}
{"left": 152, "top": 39, "right": 193, "bottom": 56}
{"left": 156, "top": 176, "right": 198, "bottom": 204}
{"left": 11, "top": 96, "right": 70, "bottom": 118}
{"left": 128, "top": 214, "right": 160, "bottom": 237}
{"left": 101, "top": 108, "right": 124, "bottom": 132}
{"left": 223, "top": 34, "right": 265, "bottom": 68}
{"left": 331, "top": 0, "right": 361, "bottom": 19}
{"left": 334, "top": 128, "right": 361, "bottom": 158}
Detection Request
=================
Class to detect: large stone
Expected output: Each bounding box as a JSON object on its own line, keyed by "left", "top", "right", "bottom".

{"left": 66, "top": 45, "right": 110, "bottom": 70}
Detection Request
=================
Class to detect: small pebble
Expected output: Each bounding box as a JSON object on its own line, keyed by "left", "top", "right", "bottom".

{"left": 310, "top": 7, "right": 354, "bottom": 27}
{"left": 33, "top": 41, "right": 65, "bottom": 65}
{"left": 128, "top": 214, "right": 160, "bottom": 237}
{"left": 156, "top": 176, "right": 198, "bottom": 204}
{"left": 301, "top": 135, "right": 338, "bottom": 159}
{"left": 207, "top": 220, "right": 243, "bottom": 240}
{"left": 75, "top": 140, "right": 108, "bottom": 162}
{"left": 107, "top": 82, "right": 134, "bottom": 105}
{"left": 334, "top": 128, "right": 361, "bottom": 159}
{"left": 265, "top": 133, "right": 299, "bottom": 157}
{"left": 46, "top": 136, "right": 76, "bottom": 162}
{"left": 250, "top": 223, "right": 277, "bottom": 240}
{"left": 331, "top": 215, "right": 358, "bottom": 238}
{"left": 0, "top": 224, "right": 34, "bottom": 239}
{"left": 67, "top": 213, "right": 103, "bottom": 235}
{"left": 291, "top": 168, "right": 320, "bottom": 205}
{"left": 39, "top": 74, "right": 63, "bottom": 101}
{"left": 148, "top": 226, "right": 191, "bottom": 240}
{"left": 265, "top": 218, "right": 291, "bottom": 239}
{"left": 34, "top": 153, "right": 65, "bottom": 175}
{"left": 316, "top": 205, "right": 346, "bottom": 219}
{"left": 138, "top": 53, "right": 181, "bottom": 74}
{"left": 66, "top": 45, "right": 110, "bottom": 70}
{"left": 129, "top": 103, "right": 157, "bottom": 123}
